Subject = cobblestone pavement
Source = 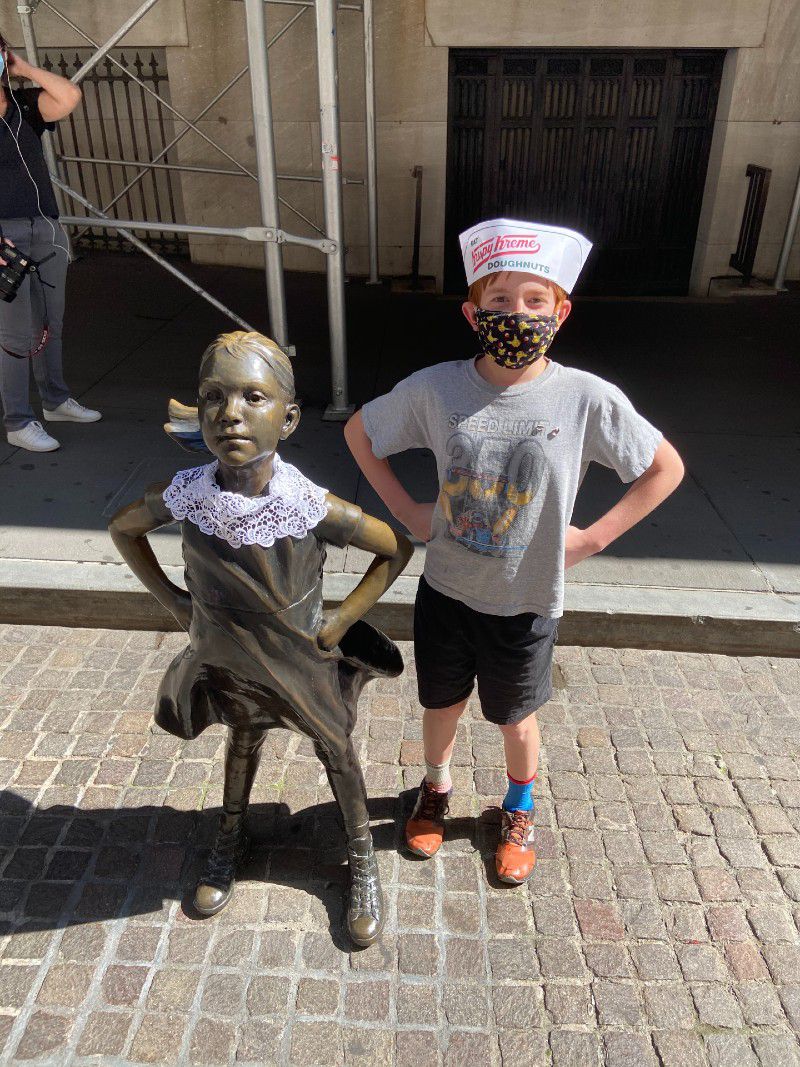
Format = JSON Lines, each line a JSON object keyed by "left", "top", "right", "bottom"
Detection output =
{"left": 0, "top": 626, "right": 799, "bottom": 1065}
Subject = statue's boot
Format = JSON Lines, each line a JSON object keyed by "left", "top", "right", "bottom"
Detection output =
{"left": 194, "top": 728, "right": 265, "bottom": 916}
{"left": 194, "top": 815, "right": 250, "bottom": 917}
{"left": 347, "top": 832, "right": 384, "bottom": 947}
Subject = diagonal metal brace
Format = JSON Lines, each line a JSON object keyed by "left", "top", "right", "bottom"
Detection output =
{"left": 68, "top": 6, "right": 307, "bottom": 240}
{"left": 40, "top": 0, "right": 324, "bottom": 238}
{"left": 53, "top": 176, "right": 257, "bottom": 332}
{"left": 70, "top": 0, "right": 163, "bottom": 85}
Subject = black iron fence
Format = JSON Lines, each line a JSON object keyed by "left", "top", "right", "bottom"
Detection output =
{"left": 42, "top": 48, "right": 188, "bottom": 255}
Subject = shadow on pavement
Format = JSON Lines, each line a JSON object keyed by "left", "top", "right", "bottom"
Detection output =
{"left": 0, "top": 788, "right": 501, "bottom": 954}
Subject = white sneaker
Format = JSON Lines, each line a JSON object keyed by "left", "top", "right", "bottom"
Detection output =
{"left": 7, "top": 420, "right": 60, "bottom": 452}
{"left": 43, "top": 398, "right": 102, "bottom": 423}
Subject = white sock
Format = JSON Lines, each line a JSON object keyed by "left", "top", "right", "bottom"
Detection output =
{"left": 425, "top": 757, "right": 452, "bottom": 793}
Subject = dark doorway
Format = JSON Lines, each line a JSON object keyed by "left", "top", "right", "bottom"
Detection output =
{"left": 444, "top": 49, "right": 724, "bottom": 295}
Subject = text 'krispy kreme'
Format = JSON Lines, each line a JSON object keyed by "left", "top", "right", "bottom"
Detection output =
{"left": 472, "top": 233, "right": 542, "bottom": 270}
{"left": 460, "top": 217, "right": 593, "bottom": 290}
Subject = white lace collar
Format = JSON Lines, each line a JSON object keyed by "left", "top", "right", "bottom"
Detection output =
{"left": 162, "top": 455, "right": 330, "bottom": 549}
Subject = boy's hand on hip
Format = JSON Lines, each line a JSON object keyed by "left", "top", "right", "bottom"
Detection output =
{"left": 564, "top": 525, "right": 600, "bottom": 569}
{"left": 398, "top": 501, "right": 435, "bottom": 543}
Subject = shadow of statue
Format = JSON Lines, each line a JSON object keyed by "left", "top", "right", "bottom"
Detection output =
{"left": 0, "top": 788, "right": 504, "bottom": 954}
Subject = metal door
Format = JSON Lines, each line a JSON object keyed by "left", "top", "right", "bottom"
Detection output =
{"left": 445, "top": 50, "right": 723, "bottom": 295}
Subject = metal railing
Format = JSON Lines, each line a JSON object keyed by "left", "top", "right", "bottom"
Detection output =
{"left": 729, "top": 164, "right": 771, "bottom": 286}
{"left": 16, "top": 0, "right": 381, "bottom": 417}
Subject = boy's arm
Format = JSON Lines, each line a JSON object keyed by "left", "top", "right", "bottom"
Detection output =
{"left": 108, "top": 482, "right": 192, "bottom": 629}
{"left": 317, "top": 498, "right": 413, "bottom": 650}
{"left": 344, "top": 410, "right": 435, "bottom": 542}
{"left": 566, "top": 438, "right": 684, "bottom": 568}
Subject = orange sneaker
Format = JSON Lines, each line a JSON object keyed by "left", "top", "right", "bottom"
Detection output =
{"left": 495, "top": 808, "right": 535, "bottom": 884}
{"left": 405, "top": 779, "right": 451, "bottom": 858}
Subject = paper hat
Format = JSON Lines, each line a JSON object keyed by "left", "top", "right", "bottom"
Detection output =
{"left": 459, "top": 218, "right": 592, "bottom": 293}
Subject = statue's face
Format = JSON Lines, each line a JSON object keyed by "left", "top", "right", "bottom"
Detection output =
{"left": 198, "top": 350, "right": 299, "bottom": 468}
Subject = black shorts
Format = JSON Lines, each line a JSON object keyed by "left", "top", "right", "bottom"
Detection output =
{"left": 413, "top": 576, "right": 558, "bottom": 726}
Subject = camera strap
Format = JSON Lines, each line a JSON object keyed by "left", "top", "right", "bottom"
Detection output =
{"left": 0, "top": 239, "right": 55, "bottom": 360}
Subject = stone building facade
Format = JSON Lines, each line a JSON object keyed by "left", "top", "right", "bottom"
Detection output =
{"left": 3, "top": 0, "right": 798, "bottom": 295}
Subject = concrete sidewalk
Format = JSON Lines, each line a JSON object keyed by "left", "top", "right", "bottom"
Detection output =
{"left": 0, "top": 253, "right": 798, "bottom": 655}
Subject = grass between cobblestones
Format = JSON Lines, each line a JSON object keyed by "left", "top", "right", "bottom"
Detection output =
{"left": 0, "top": 625, "right": 798, "bottom": 1065}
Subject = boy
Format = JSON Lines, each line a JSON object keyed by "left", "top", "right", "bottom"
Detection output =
{"left": 344, "top": 219, "right": 684, "bottom": 884}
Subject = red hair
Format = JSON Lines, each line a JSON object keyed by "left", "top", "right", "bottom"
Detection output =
{"left": 468, "top": 271, "right": 567, "bottom": 310}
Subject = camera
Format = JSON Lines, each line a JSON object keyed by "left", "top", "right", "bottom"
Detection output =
{"left": 0, "top": 238, "right": 36, "bottom": 303}
{"left": 0, "top": 231, "right": 56, "bottom": 357}
{"left": 0, "top": 226, "right": 56, "bottom": 305}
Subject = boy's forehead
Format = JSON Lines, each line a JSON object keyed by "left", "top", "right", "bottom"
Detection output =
{"left": 484, "top": 271, "right": 552, "bottom": 293}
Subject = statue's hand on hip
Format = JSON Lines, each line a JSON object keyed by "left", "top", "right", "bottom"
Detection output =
{"left": 317, "top": 609, "right": 349, "bottom": 651}
{"left": 170, "top": 592, "right": 193, "bottom": 632}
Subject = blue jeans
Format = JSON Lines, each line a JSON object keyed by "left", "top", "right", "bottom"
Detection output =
{"left": 0, "top": 217, "right": 71, "bottom": 431}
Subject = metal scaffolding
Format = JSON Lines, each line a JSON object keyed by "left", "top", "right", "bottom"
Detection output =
{"left": 16, "top": 0, "right": 381, "bottom": 418}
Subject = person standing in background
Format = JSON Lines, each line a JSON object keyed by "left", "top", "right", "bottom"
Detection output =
{"left": 0, "top": 32, "right": 101, "bottom": 453}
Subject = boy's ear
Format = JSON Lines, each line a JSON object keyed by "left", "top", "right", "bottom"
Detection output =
{"left": 557, "top": 299, "right": 572, "bottom": 326}
{"left": 280, "top": 402, "right": 301, "bottom": 440}
{"left": 462, "top": 301, "right": 479, "bottom": 332}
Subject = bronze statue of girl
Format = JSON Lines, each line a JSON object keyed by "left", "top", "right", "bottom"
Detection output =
{"left": 109, "top": 331, "right": 411, "bottom": 947}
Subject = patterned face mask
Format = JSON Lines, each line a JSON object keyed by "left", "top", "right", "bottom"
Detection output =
{"left": 475, "top": 309, "right": 559, "bottom": 369}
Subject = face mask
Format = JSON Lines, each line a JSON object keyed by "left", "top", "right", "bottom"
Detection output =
{"left": 0, "top": 55, "right": 5, "bottom": 80}
{"left": 475, "top": 308, "right": 559, "bottom": 369}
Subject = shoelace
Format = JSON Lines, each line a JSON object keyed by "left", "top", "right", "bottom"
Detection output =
{"left": 503, "top": 810, "right": 532, "bottom": 848}
{"left": 348, "top": 849, "right": 381, "bottom": 912}
{"left": 202, "top": 825, "right": 247, "bottom": 891}
{"left": 418, "top": 782, "right": 449, "bottom": 823}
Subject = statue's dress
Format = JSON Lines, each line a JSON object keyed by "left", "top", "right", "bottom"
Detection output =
{"left": 144, "top": 461, "right": 402, "bottom": 762}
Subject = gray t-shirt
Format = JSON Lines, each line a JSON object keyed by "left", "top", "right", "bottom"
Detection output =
{"left": 361, "top": 358, "right": 663, "bottom": 618}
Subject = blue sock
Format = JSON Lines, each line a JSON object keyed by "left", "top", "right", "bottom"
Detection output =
{"left": 503, "top": 773, "right": 535, "bottom": 812}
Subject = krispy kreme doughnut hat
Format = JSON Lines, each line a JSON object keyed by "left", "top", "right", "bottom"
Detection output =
{"left": 459, "top": 218, "right": 592, "bottom": 293}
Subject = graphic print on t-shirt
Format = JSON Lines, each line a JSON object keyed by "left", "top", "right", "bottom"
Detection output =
{"left": 438, "top": 415, "right": 557, "bottom": 556}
